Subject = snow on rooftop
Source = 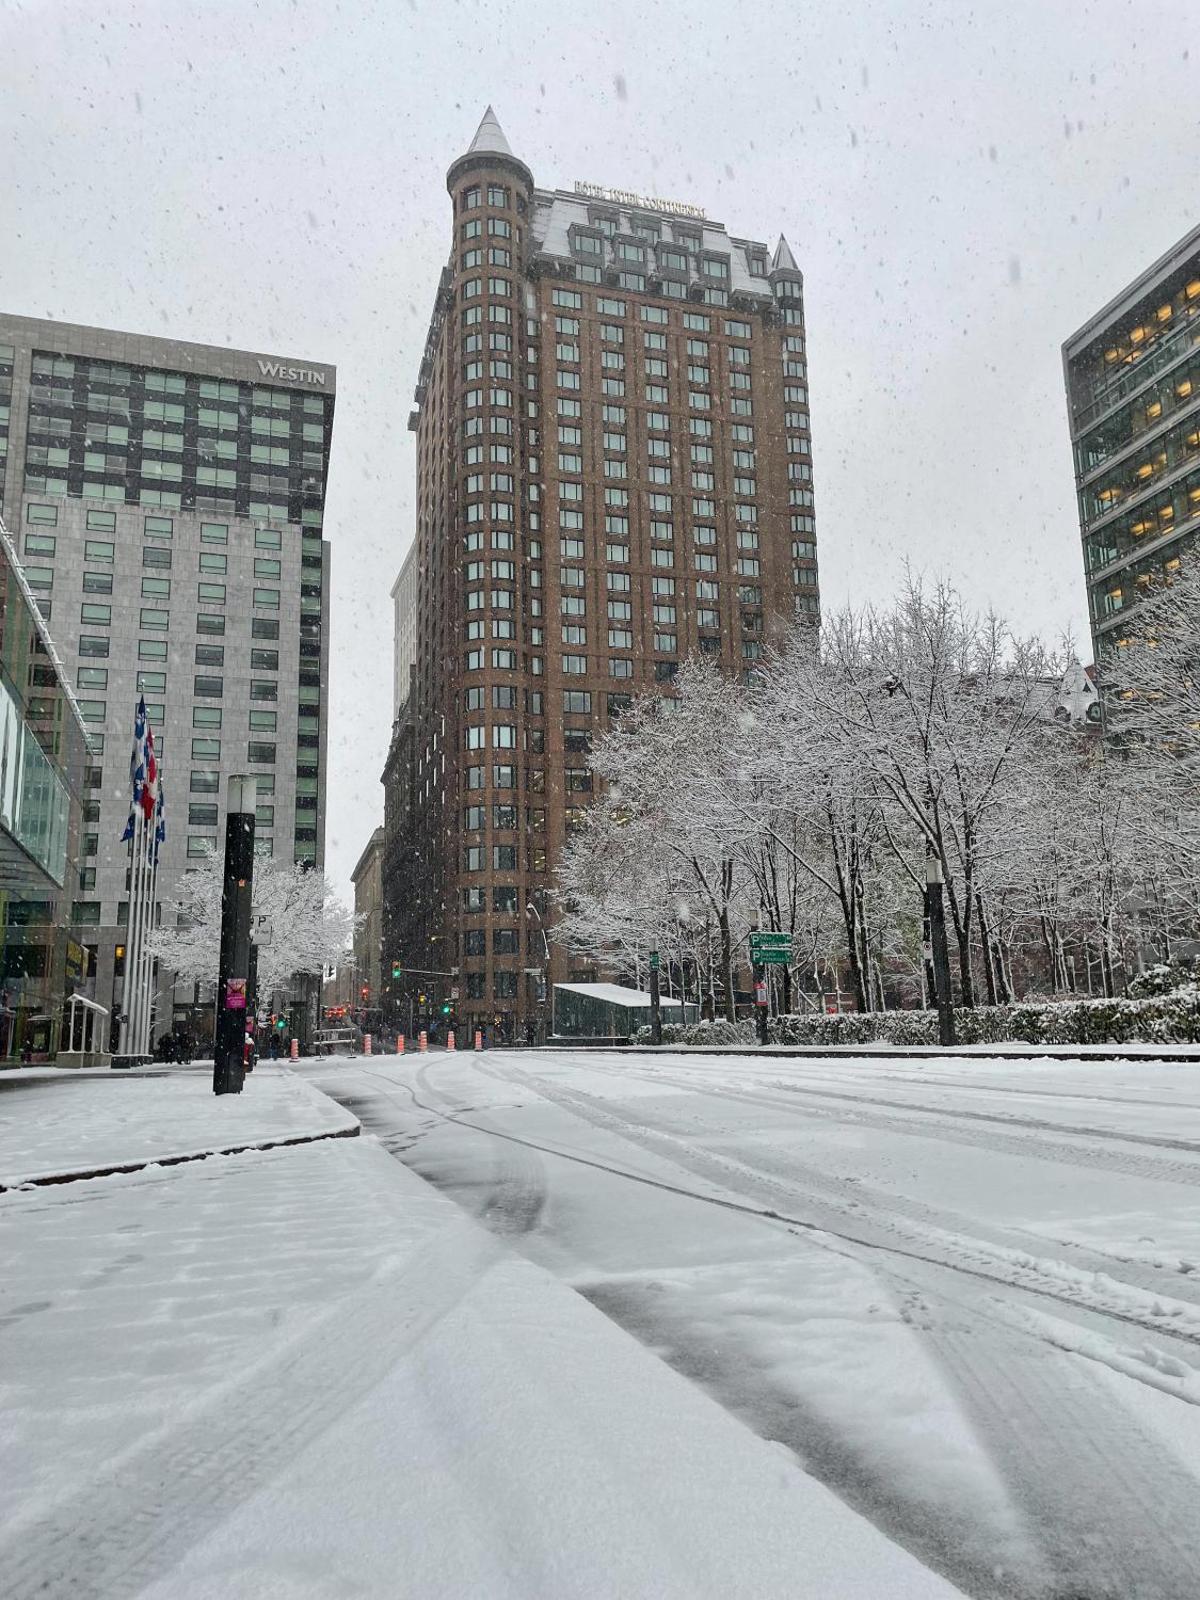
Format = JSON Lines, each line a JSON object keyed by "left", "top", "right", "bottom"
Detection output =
{"left": 554, "top": 981, "right": 658, "bottom": 1008}
{"left": 530, "top": 191, "right": 774, "bottom": 302}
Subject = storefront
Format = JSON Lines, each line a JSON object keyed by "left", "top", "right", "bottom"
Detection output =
{"left": 0, "top": 519, "right": 89, "bottom": 1063}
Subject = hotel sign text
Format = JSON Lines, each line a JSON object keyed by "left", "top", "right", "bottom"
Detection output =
{"left": 257, "top": 359, "right": 328, "bottom": 386}
{"left": 574, "top": 181, "right": 706, "bottom": 221}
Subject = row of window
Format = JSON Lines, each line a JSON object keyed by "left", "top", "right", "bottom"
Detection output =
{"left": 35, "top": 577, "right": 287, "bottom": 611}
{"left": 73, "top": 699, "right": 285, "bottom": 733}
{"left": 26, "top": 541, "right": 285, "bottom": 581}
{"left": 463, "top": 804, "right": 553, "bottom": 831}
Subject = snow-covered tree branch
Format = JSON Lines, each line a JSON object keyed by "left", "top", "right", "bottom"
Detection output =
{"left": 149, "top": 848, "right": 358, "bottom": 1000}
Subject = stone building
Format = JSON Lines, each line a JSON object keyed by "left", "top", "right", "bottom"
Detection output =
{"left": 384, "top": 109, "right": 817, "bottom": 1041}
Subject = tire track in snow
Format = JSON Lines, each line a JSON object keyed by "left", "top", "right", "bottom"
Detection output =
{"left": 484, "top": 1065, "right": 1200, "bottom": 1355}
{"left": 585, "top": 1055, "right": 1200, "bottom": 1195}
{"left": 341, "top": 1059, "right": 1200, "bottom": 1598}
{"left": 904, "top": 1297, "right": 1200, "bottom": 1599}
{"left": 0, "top": 1199, "right": 498, "bottom": 1600}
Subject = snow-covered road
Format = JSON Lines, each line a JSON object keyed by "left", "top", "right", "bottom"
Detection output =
{"left": 304, "top": 1047, "right": 1200, "bottom": 1600}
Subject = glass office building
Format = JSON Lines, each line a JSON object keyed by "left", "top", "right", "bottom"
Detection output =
{"left": 0, "top": 516, "right": 88, "bottom": 1061}
{"left": 0, "top": 315, "right": 335, "bottom": 1043}
{"left": 1064, "top": 221, "right": 1200, "bottom": 657}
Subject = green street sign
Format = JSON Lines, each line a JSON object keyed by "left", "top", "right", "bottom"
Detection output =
{"left": 649, "top": 950, "right": 660, "bottom": 970}
{"left": 750, "top": 931, "right": 792, "bottom": 967}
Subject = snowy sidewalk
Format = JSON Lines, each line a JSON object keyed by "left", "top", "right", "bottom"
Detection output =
{"left": 0, "top": 1064, "right": 357, "bottom": 1188}
{"left": 0, "top": 1096, "right": 962, "bottom": 1597}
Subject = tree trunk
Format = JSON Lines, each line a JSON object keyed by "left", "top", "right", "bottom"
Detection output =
{"left": 955, "top": 924, "right": 976, "bottom": 1008}
{"left": 976, "top": 893, "right": 998, "bottom": 1006}
{"left": 718, "top": 907, "right": 735, "bottom": 1022}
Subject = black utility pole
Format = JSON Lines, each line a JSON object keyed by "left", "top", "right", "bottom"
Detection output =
{"left": 754, "top": 965, "right": 769, "bottom": 1045}
{"left": 648, "top": 949, "right": 663, "bottom": 1044}
{"left": 925, "top": 851, "right": 956, "bottom": 1047}
{"left": 214, "top": 775, "right": 257, "bottom": 1095}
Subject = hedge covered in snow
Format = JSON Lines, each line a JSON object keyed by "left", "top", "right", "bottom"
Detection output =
{"left": 638, "top": 989, "right": 1200, "bottom": 1047}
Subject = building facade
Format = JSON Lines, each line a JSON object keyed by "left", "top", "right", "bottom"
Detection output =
{"left": 385, "top": 109, "right": 817, "bottom": 1041}
{"left": 0, "top": 314, "right": 335, "bottom": 1042}
{"left": 0, "top": 515, "right": 90, "bottom": 1060}
{"left": 351, "top": 824, "right": 385, "bottom": 1017}
{"left": 1064, "top": 222, "right": 1200, "bottom": 660}
{"left": 391, "top": 545, "right": 418, "bottom": 718}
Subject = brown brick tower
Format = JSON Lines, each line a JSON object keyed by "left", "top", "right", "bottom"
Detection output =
{"left": 384, "top": 108, "right": 817, "bottom": 1042}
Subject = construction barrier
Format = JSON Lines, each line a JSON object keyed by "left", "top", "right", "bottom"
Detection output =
{"left": 447, "top": 1029, "right": 456, "bottom": 1051}
{"left": 363, "top": 1033, "right": 372, "bottom": 1056}
{"left": 289, "top": 1038, "right": 299, "bottom": 1060}
{"left": 396, "top": 1034, "right": 405, "bottom": 1055}
{"left": 474, "top": 1029, "right": 483, "bottom": 1052}
{"left": 419, "top": 1030, "right": 428, "bottom": 1052}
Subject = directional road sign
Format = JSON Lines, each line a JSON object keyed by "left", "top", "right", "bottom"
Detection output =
{"left": 750, "top": 931, "right": 793, "bottom": 966}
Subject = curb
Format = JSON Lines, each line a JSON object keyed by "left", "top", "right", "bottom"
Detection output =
{"left": 0, "top": 1123, "right": 360, "bottom": 1194}
{"left": 601, "top": 1044, "right": 1200, "bottom": 1063}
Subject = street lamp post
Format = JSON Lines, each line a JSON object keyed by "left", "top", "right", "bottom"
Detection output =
{"left": 924, "top": 851, "right": 956, "bottom": 1047}
{"left": 526, "top": 902, "right": 550, "bottom": 1044}
{"left": 648, "top": 947, "right": 662, "bottom": 1044}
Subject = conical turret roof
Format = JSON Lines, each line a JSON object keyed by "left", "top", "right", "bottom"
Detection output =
{"left": 466, "top": 105, "right": 513, "bottom": 159}
{"left": 447, "top": 105, "right": 531, "bottom": 192}
{"left": 771, "top": 234, "right": 800, "bottom": 273}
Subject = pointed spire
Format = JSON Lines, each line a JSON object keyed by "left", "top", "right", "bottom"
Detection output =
{"left": 467, "top": 105, "right": 513, "bottom": 159}
{"left": 447, "top": 106, "right": 532, "bottom": 194}
{"left": 771, "top": 234, "right": 799, "bottom": 273}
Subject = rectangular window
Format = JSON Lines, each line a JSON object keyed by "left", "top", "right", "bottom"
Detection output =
{"left": 82, "top": 572, "right": 113, "bottom": 594}
{"left": 80, "top": 603, "right": 111, "bottom": 626}
{"left": 141, "top": 576, "right": 170, "bottom": 599}
{"left": 493, "top": 845, "right": 518, "bottom": 871}
{"left": 84, "top": 540, "right": 115, "bottom": 563}
{"left": 249, "top": 709, "right": 277, "bottom": 731}
{"left": 247, "top": 742, "right": 276, "bottom": 764}
{"left": 193, "top": 706, "right": 222, "bottom": 729}
{"left": 253, "top": 588, "right": 280, "bottom": 608}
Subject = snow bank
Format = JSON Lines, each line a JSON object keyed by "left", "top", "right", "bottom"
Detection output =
{"left": 0, "top": 1065, "right": 356, "bottom": 1187}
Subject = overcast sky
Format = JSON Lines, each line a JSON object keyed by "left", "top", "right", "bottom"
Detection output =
{"left": 1, "top": 0, "right": 1196, "bottom": 902}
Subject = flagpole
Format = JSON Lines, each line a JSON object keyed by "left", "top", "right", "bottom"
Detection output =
{"left": 144, "top": 833, "right": 161, "bottom": 1054}
{"left": 116, "top": 695, "right": 158, "bottom": 1066}
{"left": 117, "top": 821, "right": 137, "bottom": 1058}
{"left": 128, "top": 806, "right": 148, "bottom": 1057}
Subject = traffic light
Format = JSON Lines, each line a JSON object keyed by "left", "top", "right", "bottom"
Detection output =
{"left": 418, "top": 991, "right": 426, "bottom": 1005}
{"left": 392, "top": 962, "right": 402, "bottom": 979}
{"left": 440, "top": 1001, "right": 451, "bottom": 1016}
{"left": 360, "top": 985, "right": 369, "bottom": 1000}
